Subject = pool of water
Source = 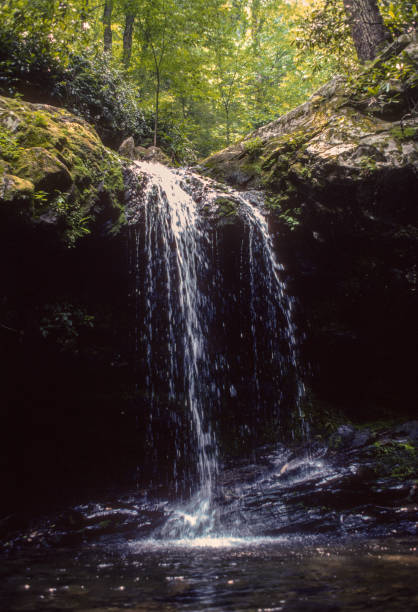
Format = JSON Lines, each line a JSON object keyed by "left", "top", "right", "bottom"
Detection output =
{"left": 2, "top": 535, "right": 417, "bottom": 611}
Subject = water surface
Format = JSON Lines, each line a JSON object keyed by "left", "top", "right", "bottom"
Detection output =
{"left": 2, "top": 535, "right": 417, "bottom": 611}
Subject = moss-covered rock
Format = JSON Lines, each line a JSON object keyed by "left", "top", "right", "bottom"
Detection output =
{"left": 0, "top": 172, "right": 34, "bottom": 200}
{"left": 0, "top": 95, "right": 125, "bottom": 245}
{"left": 202, "top": 33, "right": 418, "bottom": 419}
{"left": 202, "top": 34, "right": 418, "bottom": 199}
{"left": 15, "top": 146, "right": 73, "bottom": 192}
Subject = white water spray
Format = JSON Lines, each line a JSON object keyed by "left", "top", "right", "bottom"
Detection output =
{"left": 126, "top": 161, "right": 306, "bottom": 537}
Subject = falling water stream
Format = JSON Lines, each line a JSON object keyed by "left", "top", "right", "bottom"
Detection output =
{"left": 126, "top": 161, "right": 307, "bottom": 541}
{"left": 129, "top": 162, "right": 221, "bottom": 537}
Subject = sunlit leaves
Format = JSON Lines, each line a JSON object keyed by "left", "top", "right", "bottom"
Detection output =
{"left": 2, "top": 0, "right": 391, "bottom": 158}
{"left": 378, "top": 0, "right": 418, "bottom": 35}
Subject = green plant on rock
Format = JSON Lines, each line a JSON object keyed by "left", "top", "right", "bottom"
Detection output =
{"left": 60, "top": 207, "right": 92, "bottom": 245}
{"left": 40, "top": 303, "right": 95, "bottom": 352}
{"left": 390, "top": 125, "right": 418, "bottom": 141}
{"left": 243, "top": 137, "right": 264, "bottom": 157}
{"left": 359, "top": 156, "right": 378, "bottom": 174}
{"left": 265, "top": 194, "right": 284, "bottom": 210}
{"left": 46, "top": 191, "right": 92, "bottom": 246}
{"left": 33, "top": 190, "right": 49, "bottom": 203}
{"left": 372, "top": 439, "right": 417, "bottom": 478}
{"left": 349, "top": 48, "right": 417, "bottom": 115}
{"left": 0, "top": 125, "right": 21, "bottom": 161}
{"left": 280, "top": 208, "right": 301, "bottom": 230}
{"left": 214, "top": 197, "right": 238, "bottom": 218}
{"left": 265, "top": 194, "right": 302, "bottom": 230}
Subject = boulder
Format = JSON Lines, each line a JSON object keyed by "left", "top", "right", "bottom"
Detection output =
{"left": 395, "top": 421, "right": 418, "bottom": 441}
{"left": 0, "top": 173, "right": 34, "bottom": 201}
{"left": 118, "top": 136, "right": 135, "bottom": 158}
{"left": 134, "top": 145, "right": 148, "bottom": 159}
{"left": 0, "top": 95, "right": 125, "bottom": 244}
{"left": 134, "top": 145, "right": 171, "bottom": 165}
{"left": 15, "top": 147, "right": 72, "bottom": 192}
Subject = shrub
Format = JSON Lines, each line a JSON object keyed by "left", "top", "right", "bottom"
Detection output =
{"left": 0, "top": 17, "right": 152, "bottom": 147}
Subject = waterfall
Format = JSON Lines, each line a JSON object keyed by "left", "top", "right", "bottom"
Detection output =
{"left": 125, "top": 161, "right": 306, "bottom": 537}
{"left": 240, "top": 201, "right": 306, "bottom": 433}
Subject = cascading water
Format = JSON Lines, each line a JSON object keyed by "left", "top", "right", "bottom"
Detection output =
{"left": 240, "top": 201, "right": 307, "bottom": 433}
{"left": 125, "top": 161, "right": 306, "bottom": 538}
{"left": 127, "top": 163, "right": 219, "bottom": 536}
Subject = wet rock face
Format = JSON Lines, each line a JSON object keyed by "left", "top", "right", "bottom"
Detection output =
{"left": 2, "top": 421, "right": 416, "bottom": 551}
{"left": 202, "top": 34, "right": 418, "bottom": 416}
{"left": 217, "top": 421, "right": 418, "bottom": 538}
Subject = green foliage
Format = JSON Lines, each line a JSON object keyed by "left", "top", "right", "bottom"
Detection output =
{"left": 372, "top": 439, "right": 417, "bottom": 478}
{"left": 243, "top": 137, "right": 264, "bottom": 156}
{"left": 0, "top": 0, "right": 341, "bottom": 158}
{"left": 1, "top": 0, "right": 413, "bottom": 159}
{"left": 349, "top": 48, "right": 418, "bottom": 114}
{"left": 391, "top": 125, "right": 418, "bottom": 140}
{"left": 0, "top": 126, "right": 21, "bottom": 161}
{"left": 54, "top": 52, "right": 151, "bottom": 144}
{"left": 379, "top": 0, "right": 418, "bottom": 36}
{"left": 40, "top": 302, "right": 95, "bottom": 351}
{"left": 292, "top": 0, "right": 356, "bottom": 73}
{"left": 0, "top": 4, "right": 151, "bottom": 145}
{"left": 292, "top": 0, "right": 416, "bottom": 82}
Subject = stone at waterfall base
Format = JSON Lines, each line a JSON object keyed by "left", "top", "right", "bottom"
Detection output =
{"left": 118, "top": 137, "right": 171, "bottom": 165}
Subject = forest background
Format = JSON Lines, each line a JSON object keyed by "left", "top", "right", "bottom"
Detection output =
{"left": 0, "top": 0, "right": 416, "bottom": 162}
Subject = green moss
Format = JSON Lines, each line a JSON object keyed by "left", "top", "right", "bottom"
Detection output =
{"left": 0, "top": 95, "right": 126, "bottom": 246}
{"left": 390, "top": 125, "right": 418, "bottom": 141}
{"left": 0, "top": 124, "right": 21, "bottom": 161}
{"left": 33, "top": 111, "right": 49, "bottom": 128}
{"left": 16, "top": 124, "right": 50, "bottom": 148}
{"left": 371, "top": 440, "right": 417, "bottom": 478}
{"left": 15, "top": 147, "right": 72, "bottom": 191}
{"left": 243, "top": 136, "right": 263, "bottom": 157}
{"left": 259, "top": 129, "right": 315, "bottom": 192}
{"left": 241, "top": 159, "right": 263, "bottom": 180}
{"left": 214, "top": 197, "right": 238, "bottom": 217}
{"left": 0, "top": 172, "right": 34, "bottom": 201}
{"left": 290, "top": 161, "right": 314, "bottom": 181}
{"left": 358, "top": 156, "right": 378, "bottom": 174}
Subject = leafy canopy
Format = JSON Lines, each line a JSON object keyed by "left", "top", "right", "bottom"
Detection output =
{"left": 0, "top": 0, "right": 414, "bottom": 159}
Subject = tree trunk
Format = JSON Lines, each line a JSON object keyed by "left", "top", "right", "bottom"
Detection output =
{"left": 123, "top": 13, "right": 135, "bottom": 67}
{"left": 80, "top": 0, "right": 89, "bottom": 23}
{"left": 342, "top": 0, "right": 390, "bottom": 62}
{"left": 250, "top": 0, "right": 262, "bottom": 54}
{"left": 154, "top": 70, "right": 160, "bottom": 147}
{"left": 103, "top": 0, "right": 113, "bottom": 54}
